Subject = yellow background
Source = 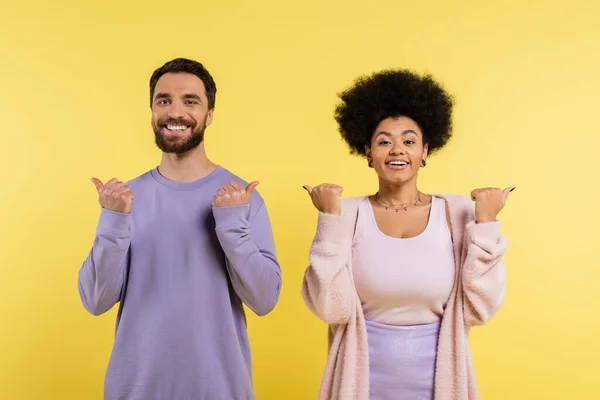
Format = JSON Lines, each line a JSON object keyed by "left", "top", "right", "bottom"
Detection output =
{"left": 1, "top": 0, "right": 599, "bottom": 398}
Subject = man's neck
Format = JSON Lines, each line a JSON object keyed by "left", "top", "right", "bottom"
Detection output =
{"left": 158, "top": 143, "right": 218, "bottom": 183}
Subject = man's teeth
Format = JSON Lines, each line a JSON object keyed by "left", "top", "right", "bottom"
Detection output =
{"left": 167, "top": 125, "right": 188, "bottom": 131}
{"left": 388, "top": 161, "right": 408, "bottom": 165}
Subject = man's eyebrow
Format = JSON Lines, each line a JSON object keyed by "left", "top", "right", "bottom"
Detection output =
{"left": 154, "top": 92, "right": 171, "bottom": 100}
{"left": 183, "top": 94, "right": 202, "bottom": 101}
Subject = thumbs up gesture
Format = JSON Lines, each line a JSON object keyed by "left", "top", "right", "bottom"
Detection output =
{"left": 91, "top": 178, "right": 134, "bottom": 214}
{"left": 213, "top": 181, "right": 259, "bottom": 207}
{"left": 303, "top": 184, "right": 343, "bottom": 216}
{"left": 471, "top": 187, "right": 515, "bottom": 224}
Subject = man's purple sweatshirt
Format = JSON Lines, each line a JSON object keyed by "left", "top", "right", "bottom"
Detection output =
{"left": 78, "top": 166, "right": 282, "bottom": 400}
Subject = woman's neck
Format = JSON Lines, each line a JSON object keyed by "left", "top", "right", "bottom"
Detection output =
{"left": 376, "top": 178, "right": 420, "bottom": 205}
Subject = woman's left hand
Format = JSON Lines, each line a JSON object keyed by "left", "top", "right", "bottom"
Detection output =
{"left": 471, "top": 187, "right": 515, "bottom": 223}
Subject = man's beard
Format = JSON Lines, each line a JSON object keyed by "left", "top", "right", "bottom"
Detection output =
{"left": 153, "top": 116, "right": 207, "bottom": 154}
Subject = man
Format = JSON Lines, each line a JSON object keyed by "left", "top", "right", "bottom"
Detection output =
{"left": 78, "top": 58, "right": 282, "bottom": 400}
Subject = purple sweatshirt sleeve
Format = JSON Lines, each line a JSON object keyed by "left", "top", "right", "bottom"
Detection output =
{"left": 78, "top": 209, "right": 131, "bottom": 316}
{"left": 212, "top": 200, "right": 281, "bottom": 316}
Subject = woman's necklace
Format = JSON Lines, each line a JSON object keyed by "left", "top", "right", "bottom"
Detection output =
{"left": 373, "top": 191, "right": 421, "bottom": 212}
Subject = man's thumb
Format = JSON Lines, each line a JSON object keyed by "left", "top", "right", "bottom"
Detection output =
{"left": 246, "top": 181, "right": 259, "bottom": 194}
{"left": 91, "top": 178, "right": 103, "bottom": 193}
{"left": 303, "top": 185, "right": 313, "bottom": 195}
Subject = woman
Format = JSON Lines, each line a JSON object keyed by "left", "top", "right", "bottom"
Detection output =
{"left": 302, "top": 70, "right": 512, "bottom": 400}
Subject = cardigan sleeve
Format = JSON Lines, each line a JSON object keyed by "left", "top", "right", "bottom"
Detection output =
{"left": 461, "top": 220, "right": 507, "bottom": 327}
{"left": 301, "top": 210, "right": 357, "bottom": 325}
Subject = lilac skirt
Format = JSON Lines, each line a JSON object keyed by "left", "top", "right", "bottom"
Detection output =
{"left": 366, "top": 319, "right": 441, "bottom": 400}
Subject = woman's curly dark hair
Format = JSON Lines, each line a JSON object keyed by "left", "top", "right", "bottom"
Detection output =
{"left": 334, "top": 69, "right": 454, "bottom": 156}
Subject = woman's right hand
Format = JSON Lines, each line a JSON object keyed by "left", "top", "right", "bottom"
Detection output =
{"left": 303, "top": 184, "right": 343, "bottom": 215}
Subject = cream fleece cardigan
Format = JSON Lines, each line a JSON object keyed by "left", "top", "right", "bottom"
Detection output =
{"left": 302, "top": 195, "right": 507, "bottom": 400}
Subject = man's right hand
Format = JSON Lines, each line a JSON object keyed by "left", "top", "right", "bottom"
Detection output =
{"left": 91, "top": 178, "right": 134, "bottom": 214}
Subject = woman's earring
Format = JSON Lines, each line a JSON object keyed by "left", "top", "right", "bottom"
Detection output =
{"left": 368, "top": 158, "right": 374, "bottom": 168}
{"left": 421, "top": 159, "right": 427, "bottom": 167}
